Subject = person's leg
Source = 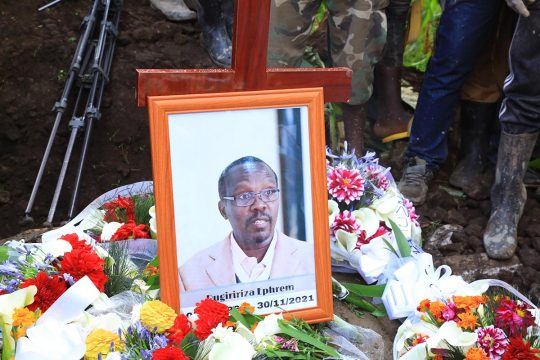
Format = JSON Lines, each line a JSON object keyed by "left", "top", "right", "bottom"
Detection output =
{"left": 267, "top": 0, "right": 322, "bottom": 68}
{"left": 372, "top": 0, "right": 413, "bottom": 141}
{"left": 398, "top": 0, "right": 502, "bottom": 204}
{"left": 450, "top": 8, "right": 515, "bottom": 200}
{"left": 484, "top": 8, "right": 540, "bottom": 259}
{"left": 185, "top": 0, "right": 232, "bottom": 67}
{"left": 326, "top": 0, "right": 389, "bottom": 154}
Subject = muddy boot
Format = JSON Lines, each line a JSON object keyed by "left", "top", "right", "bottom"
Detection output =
{"left": 397, "top": 156, "right": 435, "bottom": 205}
{"left": 185, "top": 0, "right": 231, "bottom": 67}
{"left": 341, "top": 104, "right": 366, "bottom": 156}
{"left": 372, "top": 64, "right": 412, "bottom": 142}
{"left": 449, "top": 101, "right": 497, "bottom": 199}
{"left": 484, "top": 131, "right": 539, "bottom": 260}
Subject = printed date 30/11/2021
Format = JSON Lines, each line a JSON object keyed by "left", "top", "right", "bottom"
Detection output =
{"left": 257, "top": 294, "right": 315, "bottom": 310}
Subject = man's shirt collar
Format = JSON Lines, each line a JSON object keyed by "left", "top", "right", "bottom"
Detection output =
{"left": 230, "top": 232, "right": 277, "bottom": 283}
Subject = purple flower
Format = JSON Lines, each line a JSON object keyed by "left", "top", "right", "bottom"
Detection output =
{"left": 0, "top": 261, "right": 22, "bottom": 278}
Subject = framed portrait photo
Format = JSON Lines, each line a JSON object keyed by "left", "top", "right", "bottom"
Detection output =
{"left": 147, "top": 88, "right": 332, "bottom": 323}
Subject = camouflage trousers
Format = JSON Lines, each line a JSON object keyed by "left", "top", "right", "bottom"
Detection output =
{"left": 268, "top": 0, "right": 389, "bottom": 105}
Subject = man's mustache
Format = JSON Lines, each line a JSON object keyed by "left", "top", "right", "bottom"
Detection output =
{"left": 246, "top": 213, "right": 272, "bottom": 226}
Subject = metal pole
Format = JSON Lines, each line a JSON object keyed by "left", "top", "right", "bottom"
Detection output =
{"left": 67, "top": 3, "right": 121, "bottom": 220}
{"left": 23, "top": 0, "right": 101, "bottom": 224}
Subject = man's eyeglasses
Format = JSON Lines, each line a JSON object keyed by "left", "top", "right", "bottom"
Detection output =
{"left": 222, "top": 188, "right": 280, "bottom": 207}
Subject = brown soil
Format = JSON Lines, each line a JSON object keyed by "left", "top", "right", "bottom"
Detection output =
{"left": 1, "top": 0, "right": 539, "bottom": 313}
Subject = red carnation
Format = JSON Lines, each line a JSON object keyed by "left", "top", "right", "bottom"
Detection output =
{"left": 502, "top": 337, "right": 540, "bottom": 360}
{"left": 193, "top": 298, "right": 229, "bottom": 340}
{"left": 103, "top": 195, "right": 135, "bottom": 223}
{"left": 59, "top": 248, "right": 108, "bottom": 292}
{"left": 20, "top": 272, "right": 67, "bottom": 312}
{"left": 152, "top": 346, "right": 189, "bottom": 360}
{"left": 167, "top": 314, "right": 192, "bottom": 345}
{"left": 110, "top": 221, "right": 149, "bottom": 241}
{"left": 59, "top": 233, "right": 93, "bottom": 251}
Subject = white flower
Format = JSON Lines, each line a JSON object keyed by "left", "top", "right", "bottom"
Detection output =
{"left": 100, "top": 222, "right": 123, "bottom": 241}
{"left": 253, "top": 313, "right": 283, "bottom": 343}
{"left": 328, "top": 200, "right": 339, "bottom": 226}
{"left": 335, "top": 229, "right": 358, "bottom": 254}
{"left": 39, "top": 239, "right": 72, "bottom": 259}
{"left": 352, "top": 208, "right": 380, "bottom": 238}
{"left": 426, "top": 321, "right": 477, "bottom": 353}
{"left": 208, "top": 324, "right": 256, "bottom": 360}
{"left": 149, "top": 205, "right": 157, "bottom": 238}
{"left": 370, "top": 189, "right": 400, "bottom": 216}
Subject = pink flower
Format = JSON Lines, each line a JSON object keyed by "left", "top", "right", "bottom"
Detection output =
{"left": 442, "top": 302, "right": 457, "bottom": 321}
{"left": 403, "top": 198, "right": 419, "bottom": 225}
{"left": 475, "top": 325, "right": 509, "bottom": 360}
{"left": 495, "top": 298, "right": 535, "bottom": 338}
{"left": 327, "top": 167, "right": 365, "bottom": 204}
{"left": 366, "top": 165, "right": 390, "bottom": 191}
{"left": 331, "top": 211, "right": 360, "bottom": 236}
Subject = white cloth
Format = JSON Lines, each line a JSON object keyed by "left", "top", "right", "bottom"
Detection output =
{"left": 230, "top": 232, "right": 277, "bottom": 283}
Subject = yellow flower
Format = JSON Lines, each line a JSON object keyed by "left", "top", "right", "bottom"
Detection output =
{"left": 84, "top": 328, "right": 124, "bottom": 360}
{"left": 12, "top": 307, "right": 37, "bottom": 328}
{"left": 12, "top": 307, "right": 39, "bottom": 339}
{"left": 140, "top": 300, "right": 177, "bottom": 333}
{"left": 238, "top": 302, "right": 254, "bottom": 315}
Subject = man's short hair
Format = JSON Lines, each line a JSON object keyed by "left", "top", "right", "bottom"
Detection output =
{"left": 218, "top": 156, "right": 278, "bottom": 198}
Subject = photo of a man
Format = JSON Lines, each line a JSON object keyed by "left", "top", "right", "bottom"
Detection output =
{"left": 179, "top": 156, "right": 315, "bottom": 292}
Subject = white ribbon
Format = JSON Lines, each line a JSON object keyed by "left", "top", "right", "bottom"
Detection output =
{"left": 16, "top": 276, "right": 101, "bottom": 360}
{"left": 381, "top": 253, "right": 485, "bottom": 320}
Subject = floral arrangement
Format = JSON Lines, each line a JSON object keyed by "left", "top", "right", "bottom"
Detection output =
{"left": 0, "top": 229, "right": 346, "bottom": 360}
{"left": 326, "top": 146, "right": 422, "bottom": 284}
{"left": 78, "top": 193, "right": 156, "bottom": 242}
{"left": 109, "top": 298, "right": 339, "bottom": 360}
{"left": 0, "top": 233, "right": 110, "bottom": 359}
{"left": 394, "top": 286, "right": 540, "bottom": 359}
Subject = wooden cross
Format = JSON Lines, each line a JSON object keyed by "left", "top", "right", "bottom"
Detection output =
{"left": 136, "top": 0, "right": 351, "bottom": 106}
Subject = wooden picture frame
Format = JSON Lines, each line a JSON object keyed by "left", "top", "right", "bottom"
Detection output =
{"left": 147, "top": 88, "right": 332, "bottom": 323}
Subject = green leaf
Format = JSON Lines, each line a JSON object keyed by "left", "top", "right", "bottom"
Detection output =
{"left": 382, "top": 238, "right": 399, "bottom": 257}
{"left": 229, "top": 307, "right": 250, "bottom": 328}
{"left": 389, "top": 218, "right": 411, "bottom": 258}
{"left": 342, "top": 282, "right": 386, "bottom": 298}
{"left": 278, "top": 320, "right": 340, "bottom": 357}
{"left": 0, "top": 246, "right": 8, "bottom": 263}
{"left": 180, "top": 332, "right": 198, "bottom": 358}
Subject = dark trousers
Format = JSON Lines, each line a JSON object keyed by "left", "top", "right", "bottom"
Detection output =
{"left": 406, "top": 0, "right": 503, "bottom": 168}
{"left": 499, "top": 6, "right": 540, "bottom": 134}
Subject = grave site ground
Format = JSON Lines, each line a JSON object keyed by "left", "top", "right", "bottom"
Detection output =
{"left": 2, "top": 1, "right": 540, "bottom": 357}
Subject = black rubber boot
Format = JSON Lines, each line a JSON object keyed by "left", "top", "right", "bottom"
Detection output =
{"left": 341, "top": 104, "right": 366, "bottom": 156}
{"left": 449, "top": 100, "right": 497, "bottom": 199}
{"left": 483, "top": 131, "right": 539, "bottom": 260}
{"left": 185, "top": 0, "right": 231, "bottom": 67}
